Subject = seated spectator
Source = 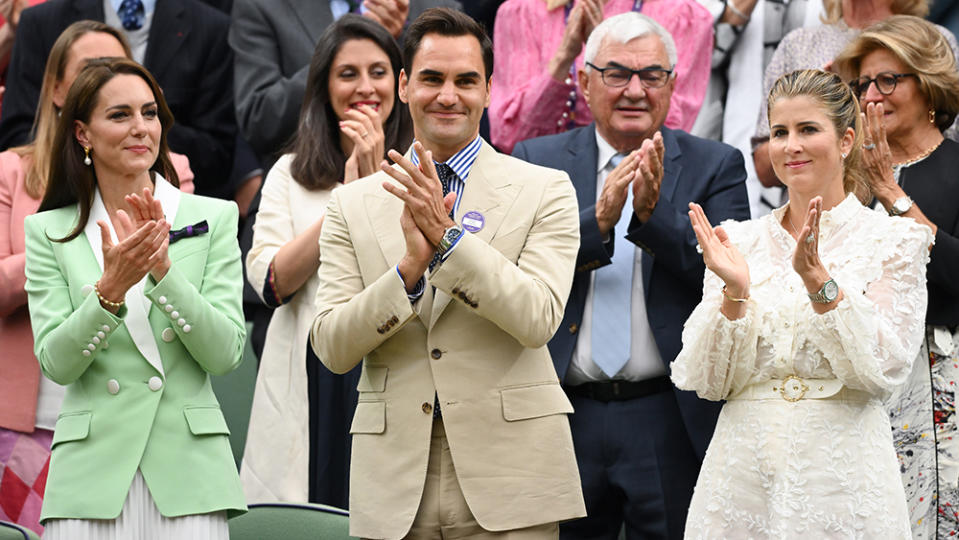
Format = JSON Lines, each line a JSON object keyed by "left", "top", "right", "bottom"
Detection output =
{"left": 490, "top": 0, "right": 713, "bottom": 154}
{"left": 0, "top": 0, "right": 36, "bottom": 116}
{"left": 230, "top": 0, "right": 461, "bottom": 168}
{"left": 0, "top": 0, "right": 236, "bottom": 199}
{"left": 240, "top": 14, "right": 411, "bottom": 507}
{"left": 0, "top": 21, "right": 192, "bottom": 536}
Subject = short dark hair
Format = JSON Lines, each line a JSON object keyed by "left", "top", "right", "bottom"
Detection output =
{"left": 403, "top": 8, "right": 493, "bottom": 82}
{"left": 40, "top": 58, "right": 179, "bottom": 242}
{"left": 288, "top": 14, "right": 412, "bottom": 191}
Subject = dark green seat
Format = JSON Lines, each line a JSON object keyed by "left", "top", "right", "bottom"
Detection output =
{"left": 229, "top": 502, "right": 353, "bottom": 539}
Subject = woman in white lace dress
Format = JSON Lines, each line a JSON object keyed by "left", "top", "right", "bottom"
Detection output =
{"left": 673, "top": 69, "right": 933, "bottom": 539}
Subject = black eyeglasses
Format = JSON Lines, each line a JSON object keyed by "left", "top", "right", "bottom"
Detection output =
{"left": 585, "top": 62, "right": 673, "bottom": 89}
{"left": 849, "top": 72, "right": 917, "bottom": 97}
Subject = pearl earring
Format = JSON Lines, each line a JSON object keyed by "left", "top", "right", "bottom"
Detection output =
{"left": 841, "top": 152, "right": 847, "bottom": 159}
{"left": 83, "top": 146, "right": 92, "bottom": 166}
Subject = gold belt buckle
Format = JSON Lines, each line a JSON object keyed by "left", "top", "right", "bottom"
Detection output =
{"left": 779, "top": 375, "right": 809, "bottom": 402}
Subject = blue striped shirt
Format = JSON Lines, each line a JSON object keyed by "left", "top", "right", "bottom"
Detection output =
{"left": 409, "top": 135, "right": 482, "bottom": 218}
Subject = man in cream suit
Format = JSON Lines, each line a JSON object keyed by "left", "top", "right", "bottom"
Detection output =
{"left": 310, "top": 8, "right": 585, "bottom": 539}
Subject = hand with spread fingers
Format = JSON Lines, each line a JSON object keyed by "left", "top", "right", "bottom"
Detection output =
{"left": 381, "top": 142, "right": 458, "bottom": 247}
{"left": 860, "top": 102, "right": 900, "bottom": 205}
{"left": 596, "top": 149, "right": 639, "bottom": 236}
{"left": 789, "top": 197, "right": 835, "bottom": 301}
{"left": 632, "top": 131, "right": 665, "bottom": 223}
{"left": 551, "top": 0, "right": 606, "bottom": 78}
{"left": 363, "top": 0, "right": 409, "bottom": 39}
{"left": 341, "top": 104, "right": 386, "bottom": 183}
{"left": 96, "top": 215, "right": 170, "bottom": 311}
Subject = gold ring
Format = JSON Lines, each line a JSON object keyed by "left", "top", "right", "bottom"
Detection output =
{"left": 805, "top": 233, "right": 815, "bottom": 244}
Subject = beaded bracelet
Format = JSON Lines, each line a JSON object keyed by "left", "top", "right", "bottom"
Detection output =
{"left": 722, "top": 285, "right": 749, "bottom": 303}
{"left": 726, "top": 0, "right": 750, "bottom": 23}
{"left": 95, "top": 281, "right": 124, "bottom": 309}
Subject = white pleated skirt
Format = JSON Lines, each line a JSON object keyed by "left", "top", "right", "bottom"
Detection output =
{"left": 43, "top": 470, "right": 229, "bottom": 540}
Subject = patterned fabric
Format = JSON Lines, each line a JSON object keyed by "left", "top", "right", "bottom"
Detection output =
{"left": 888, "top": 326, "right": 959, "bottom": 538}
{"left": 117, "top": 0, "right": 145, "bottom": 30}
{"left": 428, "top": 163, "right": 455, "bottom": 272}
{"left": 0, "top": 427, "right": 52, "bottom": 536}
{"left": 671, "top": 195, "right": 933, "bottom": 538}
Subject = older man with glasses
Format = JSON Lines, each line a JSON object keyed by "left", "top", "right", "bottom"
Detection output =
{"left": 513, "top": 12, "right": 749, "bottom": 539}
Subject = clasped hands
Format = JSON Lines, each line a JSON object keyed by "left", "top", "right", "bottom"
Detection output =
{"left": 689, "top": 196, "right": 834, "bottom": 319}
{"left": 96, "top": 188, "right": 171, "bottom": 308}
{"left": 341, "top": 104, "right": 386, "bottom": 183}
{"left": 381, "top": 142, "right": 457, "bottom": 290}
{"left": 595, "top": 131, "right": 665, "bottom": 236}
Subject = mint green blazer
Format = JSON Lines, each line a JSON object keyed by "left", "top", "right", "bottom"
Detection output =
{"left": 23, "top": 179, "right": 247, "bottom": 522}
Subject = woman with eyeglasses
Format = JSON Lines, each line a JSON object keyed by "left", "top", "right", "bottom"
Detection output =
{"left": 834, "top": 16, "right": 959, "bottom": 537}
{"left": 674, "top": 69, "right": 931, "bottom": 539}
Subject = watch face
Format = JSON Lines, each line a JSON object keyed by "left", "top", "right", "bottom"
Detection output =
{"left": 823, "top": 280, "right": 839, "bottom": 301}
{"left": 893, "top": 197, "right": 911, "bottom": 215}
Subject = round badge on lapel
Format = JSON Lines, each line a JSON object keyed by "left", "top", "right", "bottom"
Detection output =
{"left": 462, "top": 211, "right": 485, "bottom": 233}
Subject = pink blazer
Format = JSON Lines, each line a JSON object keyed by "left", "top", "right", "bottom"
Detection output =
{"left": 0, "top": 150, "right": 194, "bottom": 432}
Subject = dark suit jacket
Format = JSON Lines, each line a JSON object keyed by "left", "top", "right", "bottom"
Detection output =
{"left": 0, "top": 0, "right": 236, "bottom": 198}
{"left": 229, "top": 0, "right": 463, "bottom": 166}
{"left": 513, "top": 125, "right": 750, "bottom": 458}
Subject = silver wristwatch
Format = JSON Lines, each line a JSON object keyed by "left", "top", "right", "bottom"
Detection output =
{"left": 437, "top": 225, "right": 464, "bottom": 256}
{"left": 808, "top": 278, "right": 839, "bottom": 304}
{"left": 888, "top": 196, "right": 914, "bottom": 216}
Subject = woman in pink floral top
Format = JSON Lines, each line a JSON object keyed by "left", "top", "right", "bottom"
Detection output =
{"left": 490, "top": 0, "right": 713, "bottom": 153}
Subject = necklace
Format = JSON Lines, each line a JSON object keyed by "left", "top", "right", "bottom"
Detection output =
{"left": 783, "top": 208, "right": 801, "bottom": 240}
{"left": 894, "top": 138, "right": 943, "bottom": 167}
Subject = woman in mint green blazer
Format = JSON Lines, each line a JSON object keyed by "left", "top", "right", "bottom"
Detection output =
{"left": 23, "top": 58, "right": 246, "bottom": 539}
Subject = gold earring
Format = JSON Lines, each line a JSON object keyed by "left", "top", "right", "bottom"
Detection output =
{"left": 929, "top": 109, "right": 936, "bottom": 124}
{"left": 83, "top": 146, "right": 92, "bottom": 166}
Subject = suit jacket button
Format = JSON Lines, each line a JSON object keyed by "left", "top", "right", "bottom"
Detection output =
{"left": 422, "top": 402, "right": 432, "bottom": 414}
{"left": 569, "top": 323, "right": 578, "bottom": 334}
{"left": 377, "top": 327, "right": 386, "bottom": 334}
{"left": 107, "top": 379, "right": 120, "bottom": 395}
{"left": 431, "top": 349, "right": 442, "bottom": 360}
{"left": 391, "top": 315, "right": 398, "bottom": 324}
{"left": 81, "top": 284, "right": 94, "bottom": 297}
{"left": 161, "top": 328, "right": 176, "bottom": 342}
{"left": 451, "top": 287, "right": 460, "bottom": 295}
{"left": 182, "top": 324, "right": 192, "bottom": 334}
{"left": 158, "top": 296, "right": 167, "bottom": 304}
{"left": 458, "top": 292, "right": 466, "bottom": 299}
{"left": 148, "top": 376, "right": 163, "bottom": 391}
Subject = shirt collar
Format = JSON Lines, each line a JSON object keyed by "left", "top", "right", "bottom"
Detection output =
{"left": 110, "top": 0, "right": 156, "bottom": 15}
{"left": 409, "top": 136, "right": 482, "bottom": 182}
{"left": 594, "top": 128, "right": 621, "bottom": 173}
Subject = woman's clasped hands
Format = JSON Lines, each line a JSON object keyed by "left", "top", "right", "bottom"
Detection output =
{"left": 95, "top": 188, "right": 170, "bottom": 310}
{"left": 342, "top": 104, "right": 386, "bottom": 183}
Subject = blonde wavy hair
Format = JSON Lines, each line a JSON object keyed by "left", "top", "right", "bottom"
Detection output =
{"left": 11, "top": 21, "right": 131, "bottom": 199}
{"left": 834, "top": 15, "right": 959, "bottom": 132}
{"left": 767, "top": 69, "right": 869, "bottom": 203}
{"left": 821, "top": 0, "right": 928, "bottom": 25}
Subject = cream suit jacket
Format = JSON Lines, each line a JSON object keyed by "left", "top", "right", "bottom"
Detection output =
{"left": 311, "top": 141, "right": 587, "bottom": 538}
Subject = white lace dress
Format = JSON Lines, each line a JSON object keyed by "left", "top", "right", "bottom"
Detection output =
{"left": 672, "top": 194, "right": 933, "bottom": 539}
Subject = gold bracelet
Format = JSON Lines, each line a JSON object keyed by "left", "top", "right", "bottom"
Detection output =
{"left": 722, "top": 285, "right": 749, "bottom": 303}
{"left": 95, "top": 281, "right": 124, "bottom": 309}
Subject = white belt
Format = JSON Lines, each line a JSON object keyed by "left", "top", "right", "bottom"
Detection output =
{"left": 728, "top": 375, "right": 871, "bottom": 403}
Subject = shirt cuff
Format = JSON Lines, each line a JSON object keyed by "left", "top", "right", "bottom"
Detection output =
{"left": 396, "top": 265, "right": 425, "bottom": 303}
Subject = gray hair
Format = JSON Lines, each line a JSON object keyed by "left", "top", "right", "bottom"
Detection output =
{"left": 583, "top": 12, "right": 678, "bottom": 75}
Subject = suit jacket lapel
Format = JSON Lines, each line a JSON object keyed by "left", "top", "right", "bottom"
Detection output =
{"left": 83, "top": 179, "right": 181, "bottom": 377}
{"left": 428, "top": 142, "right": 518, "bottom": 328}
{"left": 283, "top": 0, "right": 332, "bottom": 47}
{"left": 144, "top": 0, "right": 188, "bottom": 78}
{"left": 570, "top": 126, "right": 599, "bottom": 208}
{"left": 641, "top": 128, "right": 682, "bottom": 294}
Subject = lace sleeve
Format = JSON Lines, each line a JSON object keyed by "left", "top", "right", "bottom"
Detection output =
{"left": 671, "top": 266, "right": 762, "bottom": 401}
{"left": 804, "top": 221, "right": 933, "bottom": 397}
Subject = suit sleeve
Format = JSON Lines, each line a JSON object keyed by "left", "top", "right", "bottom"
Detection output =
{"left": 24, "top": 215, "right": 124, "bottom": 385}
{"left": 0, "top": 6, "right": 45, "bottom": 151}
{"left": 310, "top": 188, "right": 417, "bottom": 374}
{"left": 144, "top": 201, "right": 246, "bottom": 375}
{"left": 429, "top": 170, "right": 580, "bottom": 348}
{"left": 625, "top": 144, "right": 749, "bottom": 290}
{"left": 230, "top": 0, "right": 308, "bottom": 159}
{"left": 164, "top": 14, "right": 236, "bottom": 197}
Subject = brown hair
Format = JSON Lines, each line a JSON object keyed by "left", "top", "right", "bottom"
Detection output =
{"left": 288, "top": 15, "right": 411, "bottom": 190}
{"left": 12, "top": 21, "right": 132, "bottom": 200}
{"left": 767, "top": 69, "right": 869, "bottom": 203}
{"left": 834, "top": 15, "right": 959, "bottom": 132}
{"left": 403, "top": 8, "right": 493, "bottom": 82}
{"left": 39, "top": 58, "right": 179, "bottom": 242}
{"left": 820, "top": 0, "right": 928, "bottom": 25}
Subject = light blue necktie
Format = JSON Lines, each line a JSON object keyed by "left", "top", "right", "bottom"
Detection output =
{"left": 591, "top": 153, "right": 633, "bottom": 377}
